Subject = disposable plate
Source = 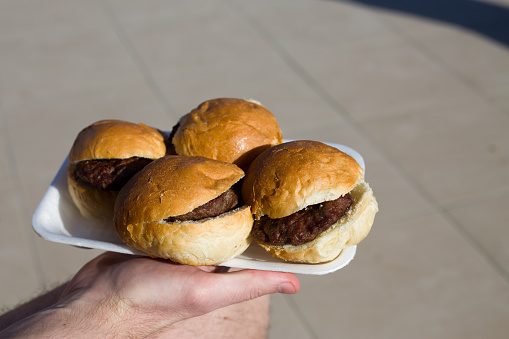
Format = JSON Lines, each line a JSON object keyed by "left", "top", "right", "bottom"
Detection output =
{"left": 32, "top": 141, "right": 363, "bottom": 275}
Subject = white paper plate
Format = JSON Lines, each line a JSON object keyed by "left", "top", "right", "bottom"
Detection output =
{"left": 32, "top": 141, "right": 364, "bottom": 275}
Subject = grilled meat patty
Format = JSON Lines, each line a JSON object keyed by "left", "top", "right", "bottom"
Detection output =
{"left": 165, "top": 188, "right": 240, "bottom": 222}
{"left": 253, "top": 194, "right": 353, "bottom": 246}
{"left": 72, "top": 157, "right": 152, "bottom": 191}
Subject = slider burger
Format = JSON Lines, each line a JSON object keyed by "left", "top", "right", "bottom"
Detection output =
{"left": 169, "top": 98, "right": 283, "bottom": 170}
{"left": 67, "top": 120, "right": 166, "bottom": 220}
{"left": 113, "top": 155, "right": 253, "bottom": 265}
{"left": 242, "top": 140, "right": 378, "bottom": 264}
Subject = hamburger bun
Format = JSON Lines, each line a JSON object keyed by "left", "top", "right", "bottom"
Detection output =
{"left": 242, "top": 140, "right": 378, "bottom": 263}
{"left": 113, "top": 155, "right": 254, "bottom": 266}
{"left": 67, "top": 120, "right": 166, "bottom": 220}
{"left": 172, "top": 98, "right": 283, "bottom": 170}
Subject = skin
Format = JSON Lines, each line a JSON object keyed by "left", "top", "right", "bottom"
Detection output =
{"left": 0, "top": 252, "right": 300, "bottom": 338}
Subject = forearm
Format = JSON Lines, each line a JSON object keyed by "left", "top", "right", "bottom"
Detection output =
{"left": 0, "top": 305, "right": 74, "bottom": 339}
{"left": 0, "top": 297, "right": 132, "bottom": 339}
{"left": 0, "top": 283, "right": 68, "bottom": 332}
{"left": 0, "top": 290, "right": 177, "bottom": 339}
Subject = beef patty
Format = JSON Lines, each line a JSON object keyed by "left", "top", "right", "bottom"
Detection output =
{"left": 165, "top": 188, "right": 240, "bottom": 222}
{"left": 253, "top": 194, "right": 353, "bottom": 246}
{"left": 72, "top": 157, "right": 152, "bottom": 191}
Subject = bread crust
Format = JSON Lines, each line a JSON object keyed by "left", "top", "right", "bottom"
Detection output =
{"left": 67, "top": 120, "right": 166, "bottom": 220}
{"left": 67, "top": 165, "right": 118, "bottom": 220}
{"left": 120, "top": 206, "right": 253, "bottom": 265}
{"left": 257, "top": 180, "right": 378, "bottom": 263}
{"left": 68, "top": 119, "right": 166, "bottom": 162}
{"left": 114, "top": 155, "right": 253, "bottom": 265}
{"left": 242, "top": 140, "right": 364, "bottom": 219}
{"left": 173, "top": 98, "right": 283, "bottom": 170}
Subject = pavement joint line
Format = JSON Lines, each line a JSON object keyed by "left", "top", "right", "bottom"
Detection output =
{"left": 99, "top": 0, "right": 178, "bottom": 120}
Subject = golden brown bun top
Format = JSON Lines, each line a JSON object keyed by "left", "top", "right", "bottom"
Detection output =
{"left": 242, "top": 140, "right": 364, "bottom": 219}
{"left": 114, "top": 155, "right": 245, "bottom": 224}
{"left": 68, "top": 120, "right": 166, "bottom": 162}
{"left": 172, "top": 98, "right": 283, "bottom": 170}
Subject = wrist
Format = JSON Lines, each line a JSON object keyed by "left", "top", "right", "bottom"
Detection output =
{"left": 0, "top": 305, "right": 74, "bottom": 339}
{"left": 57, "top": 293, "right": 136, "bottom": 338}
{"left": 0, "top": 294, "right": 137, "bottom": 338}
{"left": 0, "top": 283, "right": 68, "bottom": 332}
{"left": 57, "top": 291, "right": 170, "bottom": 338}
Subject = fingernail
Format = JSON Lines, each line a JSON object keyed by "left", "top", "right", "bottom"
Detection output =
{"left": 277, "top": 282, "right": 296, "bottom": 294}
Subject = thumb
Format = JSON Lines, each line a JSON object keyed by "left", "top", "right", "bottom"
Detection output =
{"left": 191, "top": 269, "right": 300, "bottom": 313}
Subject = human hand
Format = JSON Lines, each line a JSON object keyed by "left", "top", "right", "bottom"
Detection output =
{"left": 1, "top": 252, "right": 299, "bottom": 338}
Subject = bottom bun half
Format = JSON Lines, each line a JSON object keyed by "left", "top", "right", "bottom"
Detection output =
{"left": 257, "top": 180, "right": 378, "bottom": 264}
{"left": 116, "top": 205, "right": 254, "bottom": 266}
{"left": 67, "top": 172, "right": 118, "bottom": 220}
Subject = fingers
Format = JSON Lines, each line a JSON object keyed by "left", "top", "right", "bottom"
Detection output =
{"left": 225, "top": 269, "right": 300, "bottom": 297}
{"left": 174, "top": 268, "right": 299, "bottom": 320}
{"left": 195, "top": 265, "right": 299, "bottom": 296}
{"left": 188, "top": 269, "right": 300, "bottom": 315}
